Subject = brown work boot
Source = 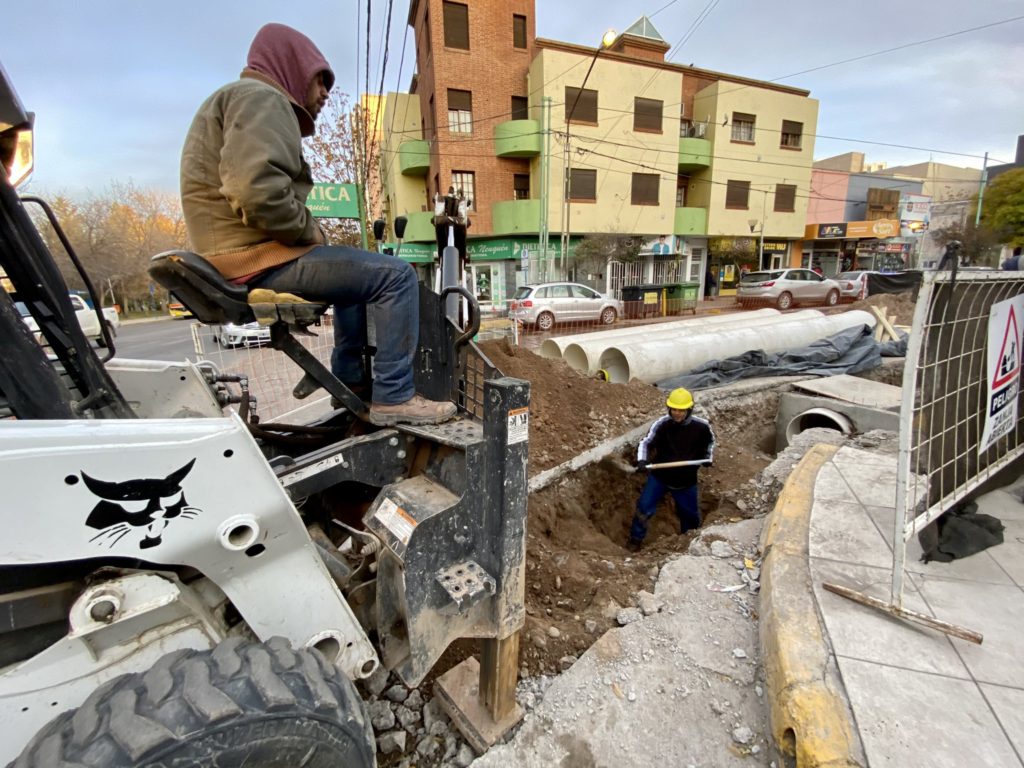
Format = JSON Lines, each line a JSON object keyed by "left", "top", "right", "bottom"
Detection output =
{"left": 369, "top": 395, "right": 457, "bottom": 426}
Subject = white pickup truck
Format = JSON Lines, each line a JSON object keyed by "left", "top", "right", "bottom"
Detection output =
{"left": 16, "top": 293, "right": 120, "bottom": 347}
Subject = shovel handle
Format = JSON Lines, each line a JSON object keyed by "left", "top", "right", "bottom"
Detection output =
{"left": 646, "top": 459, "right": 711, "bottom": 470}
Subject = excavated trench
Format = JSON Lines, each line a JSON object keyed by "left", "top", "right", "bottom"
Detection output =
{"left": 373, "top": 294, "right": 912, "bottom": 765}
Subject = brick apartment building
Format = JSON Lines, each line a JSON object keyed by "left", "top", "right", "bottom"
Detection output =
{"left": 378, "top": 0, "right": 820, "bottom": 304}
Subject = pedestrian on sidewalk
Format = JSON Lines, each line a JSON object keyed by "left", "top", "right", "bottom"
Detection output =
{"left": 704, "top": 266, "right": 717, "bottom": 298}
{"left": 627, "top": 388, "right": 715, "bottom": 551}
{"left": 179, "top": 23, "right": 455, "bottom": 427}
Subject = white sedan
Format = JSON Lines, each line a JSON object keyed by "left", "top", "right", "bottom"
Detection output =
{"left": 214, "top": 321, "right": 271, "bottom": 348}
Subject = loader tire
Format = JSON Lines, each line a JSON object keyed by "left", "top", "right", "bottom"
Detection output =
{"left": 10, "top": 637, "right": 375, "bottom": 768}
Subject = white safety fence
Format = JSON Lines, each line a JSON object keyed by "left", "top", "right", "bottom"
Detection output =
{"left": 190, "top": 320, "right": 335, "bottom": 422}
{"left": 893, "top": 270, "right": 1024, "bottom": 604}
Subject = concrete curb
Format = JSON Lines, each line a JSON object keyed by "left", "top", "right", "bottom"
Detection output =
{"left": 759, "top": 443, "right": 866, "bottom": 768}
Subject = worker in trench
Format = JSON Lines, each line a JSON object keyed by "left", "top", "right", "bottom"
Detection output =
{"left": 627, "top": 388, "right": 716, "bottom": 551}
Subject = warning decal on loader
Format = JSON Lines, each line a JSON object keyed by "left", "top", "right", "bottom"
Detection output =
{"left": 374, "top": 497, "right": 417, "bottom": 546}
{"left": 507, "top": 407, "right": 529, "bottom": 445}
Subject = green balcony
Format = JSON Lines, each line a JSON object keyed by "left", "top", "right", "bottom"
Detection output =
{"left": 398, "top": 139, "right": 430, "bottom": 176}
{"left": 401, "top": 210, "right": 436, "bottom": 242}
{"left": 494, "top": 119, "right": 541, "bottom": 158}
{"left": 678, "top": 137, "right": 711, "bottom": 171}
{"left": 492, "top": 199, "right": 540, "bottom": 235}
{"left": 674, "top": 206, "right": 707, "bottom": 235}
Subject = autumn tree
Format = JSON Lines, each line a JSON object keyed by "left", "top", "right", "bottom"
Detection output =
{"left": 929, "top": 218, "right": 1001, "bottom": 267}
{"left": 29, "top": 183, "right": 186, "bottom": 312}
{"left": 979, "top": 168, "right": 1024, "bottom": 248}
{"left": 304, "top": 90, "right": 376, "bottom": 248}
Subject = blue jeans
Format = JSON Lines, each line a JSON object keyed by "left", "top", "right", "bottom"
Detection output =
{"left": 630, "top": 474, "right": 700, "bottom": 544}
{"left": 250, "top": 245, "right": 417, "bottom": 404}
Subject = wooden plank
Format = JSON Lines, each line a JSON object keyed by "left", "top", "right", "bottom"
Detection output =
{"left": 479, "top": 633, "right": 520, "bottom": 721}
{"left": 869, "top": 305, "right": 900, "bottom": 342}
{"left": 434, "top": 656, "right": 524, "bottom": 754}
{"left": 823, "top": 582, "right": 983, "bottom": 644}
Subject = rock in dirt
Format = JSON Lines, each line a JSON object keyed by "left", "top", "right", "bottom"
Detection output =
{"left": 616, "top": 607, "right": 643, "bottom": 625}
{"left": 378, "top": 730, "right": 406, "bottom": 754}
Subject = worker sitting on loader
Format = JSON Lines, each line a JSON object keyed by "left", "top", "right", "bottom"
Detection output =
{"left": 627, "top": 387, "right": 715, "bottom": 551}
{"left": 180, "top": 22, "right": 455, "bottom": 427}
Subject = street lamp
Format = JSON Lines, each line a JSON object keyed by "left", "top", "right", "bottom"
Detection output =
{"left": 559, "top": 28, "right": 618, "bottom": 278}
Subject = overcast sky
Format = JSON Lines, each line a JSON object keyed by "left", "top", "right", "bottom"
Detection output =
{"left": 4, "top": 0, "right": 1022, "bottom": 197}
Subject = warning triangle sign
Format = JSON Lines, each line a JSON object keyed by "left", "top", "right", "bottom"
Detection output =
{"left": 992, "top": 305, "right": 1020, "bottom": 390}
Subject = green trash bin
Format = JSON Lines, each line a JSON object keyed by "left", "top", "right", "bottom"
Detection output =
{"left": 664, "top": 282, "right": 699, "bottom": 315}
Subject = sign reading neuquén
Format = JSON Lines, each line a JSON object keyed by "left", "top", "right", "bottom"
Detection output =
{"left": 306, "top": 183, "right": 360, "bottom": 219}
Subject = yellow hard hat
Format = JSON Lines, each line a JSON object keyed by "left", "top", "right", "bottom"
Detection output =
{"left": 666, "top": 387, "right": 694, "bottom": 410}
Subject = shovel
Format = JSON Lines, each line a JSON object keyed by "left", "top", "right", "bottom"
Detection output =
{"left": 603, "top": 456, "right": 711, "bottom": 474}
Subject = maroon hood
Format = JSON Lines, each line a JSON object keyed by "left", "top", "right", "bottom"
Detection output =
{"left": 245, "top": 23, "right": 334, "bottom": 136}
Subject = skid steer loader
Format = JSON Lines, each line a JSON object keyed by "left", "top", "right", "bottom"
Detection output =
{"left": 0, "top": 65, "right": 529, "bottom": 766}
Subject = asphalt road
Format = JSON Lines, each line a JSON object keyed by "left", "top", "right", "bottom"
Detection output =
{"left": 111, "top": 318, "right": 253, "bottom": 364}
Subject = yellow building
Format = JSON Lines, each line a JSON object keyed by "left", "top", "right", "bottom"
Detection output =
{"left": 377, "top": 7, "right": 819, "bottom": 299}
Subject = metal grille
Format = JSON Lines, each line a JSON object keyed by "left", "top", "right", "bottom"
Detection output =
{"left": 455, "top": 342, "right": 499, "bottom": 421}
{"left": 894, "top": 270, "right": 1024, "bottom": 601}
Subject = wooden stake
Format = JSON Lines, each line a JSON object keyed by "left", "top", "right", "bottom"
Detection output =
{"left": 479, "top": 632, "right": 520, "bottom": 721}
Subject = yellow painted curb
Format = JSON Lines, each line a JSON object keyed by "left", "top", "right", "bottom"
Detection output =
{"left": 759, "top": 443, "right": 866, "bottom": 768}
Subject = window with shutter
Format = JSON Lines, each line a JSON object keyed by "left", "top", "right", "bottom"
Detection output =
{"left": 631, "top": 173, "right": 660, "bottom": 205}
{"left": 513, "top": 14, "right": 527, "bottom": 48}
{"left": 726, "top": 180, "right": 750, "bottom": 209}
{"left": 442, "top": 1, "right": 469, "bottom": 50}
{"left": 731, "top": 112, "right": 755, "bottom": 143}
{"left": 511, "top": 96, "right": 529, "bottom": 121}
{"left": 514, "top": 174, "right": 530, "bottom": 200}
{"left": 774, "top": 184, "right": 796, "bottom": 212}
{"left": 565, "top": 87, "right": 598, "bottom": 124}
{"left": 447, "top": 89, "right": 473, "bottom": 134}
{"left": 781, "top": 120, "right": 803, "bottom": 149}
{"left": 633, "top": 98, "right": 663, "bottom": 133}
{"left": 569, "top": 169, "right": 597, "bottom": 201}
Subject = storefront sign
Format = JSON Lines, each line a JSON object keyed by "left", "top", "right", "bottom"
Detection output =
{"left": 761, "top": 241, "right": 788, "bottom": 253}
{"left": 381, "top": 242, "right": 436, "bottom": 263}
{"left": 805, "top": 220, "right": 900, "bottom": 239}
{"left": 467, "top": 237, "right": 578, "bottom": 262}
{"left": 306, "top": 183, "right": 360, "bottom": 219}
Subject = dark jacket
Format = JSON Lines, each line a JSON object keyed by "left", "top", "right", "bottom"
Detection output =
{"left": 637, "top": 413, "right": 715, "bottom": 488}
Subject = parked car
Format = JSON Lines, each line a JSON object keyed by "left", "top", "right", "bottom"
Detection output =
{"left": 835, "top": 270, "right": 872, "bottom": 302}
{"left": 213, "top": 321, "right": 271, "bottom": 348}
{"left": 168, "top": 298, "right": 193, "bottom": 319}
{"left": 736, "top": 268, "right": 841, "bottom": 310}
{"left": 15, "top": 294, "right": 118, "bottom": 347}
{"left": 509, "top": 282, "right": 623, "bottom": 331}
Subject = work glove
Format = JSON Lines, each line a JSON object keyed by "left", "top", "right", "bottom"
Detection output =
{"left": 637, "top": 460, "right": 649, "bottom": 471}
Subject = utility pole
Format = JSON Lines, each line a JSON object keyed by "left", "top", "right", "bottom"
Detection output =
{"left": 759, "top": 190, "right": 766, "bottom": 269}
{"left": 975, "top": 152, "right": 989, "bottom": 228}
{"left": 538, "top": 96, "right": 552, "bottom": 283}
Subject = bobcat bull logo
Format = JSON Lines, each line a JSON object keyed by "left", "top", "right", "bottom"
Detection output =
{"left": 81, "top": 460, "right": 201, "bottom": 549}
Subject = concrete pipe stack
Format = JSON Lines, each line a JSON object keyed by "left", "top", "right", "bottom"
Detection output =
{"left": 597, "top": 310, "right": 876, "bottom": 384}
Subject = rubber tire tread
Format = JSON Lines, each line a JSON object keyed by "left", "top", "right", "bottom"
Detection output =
{"left": 10, "top": 637, "right": 375, "bottom": 768}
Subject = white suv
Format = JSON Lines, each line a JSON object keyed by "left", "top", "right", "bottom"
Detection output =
{"left": 509, "top": 282, "right": 623, "bottom": 331}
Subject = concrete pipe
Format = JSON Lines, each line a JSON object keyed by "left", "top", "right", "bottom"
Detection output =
{"left": 784, "top": 407, "right": 854, "bottom": 446}
{"left": 539, "top": 308, "right": 782, "bottom": 361}
{"left": 563, "top": 309, "right": 815, "bottom": 375}
{"left": 597, "top": 310, "right": 875, "bottom": 384}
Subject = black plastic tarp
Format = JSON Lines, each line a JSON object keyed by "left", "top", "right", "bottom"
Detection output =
{"left": 657, "top": 324, "right": 892, "bottom": 390}
{"left": 868, "top": 270, "right": 922, "bottom": 298}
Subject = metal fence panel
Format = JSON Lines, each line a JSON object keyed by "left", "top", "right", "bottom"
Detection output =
{"left": 894, "top": 270, "right": 1024, "bottom": 602}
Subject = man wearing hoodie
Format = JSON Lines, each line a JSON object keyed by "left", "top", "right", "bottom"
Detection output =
{"left": 180, "top": 23, "right": 456, "bottom": 427}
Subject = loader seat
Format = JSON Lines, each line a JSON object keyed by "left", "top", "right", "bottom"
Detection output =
{"left": 148, "top": 250, "right": 329, "bottom": 327}
{"left": 148, "top": 250, "right": 368, "bottom": 419}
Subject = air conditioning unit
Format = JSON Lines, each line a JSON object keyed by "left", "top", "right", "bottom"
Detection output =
{"left": 694, "top": 123, "right": 706, "bottom": 138}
